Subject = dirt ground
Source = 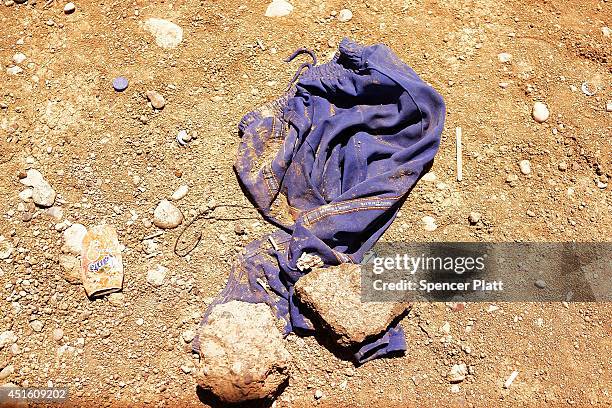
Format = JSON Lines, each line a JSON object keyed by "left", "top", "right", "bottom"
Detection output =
{"left": 1, "top": 0, "right": 611, "bottom": 407}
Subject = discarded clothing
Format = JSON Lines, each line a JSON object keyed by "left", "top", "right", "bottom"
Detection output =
{"left": 194, "top": 38, "right": 446, "bottom": 363}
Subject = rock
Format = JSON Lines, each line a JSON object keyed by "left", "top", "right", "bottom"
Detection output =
{"left": 447, "top": 363, "right": 468, "bottom": 383}
{"left": 440, "top": 321, "right": 451, "bottom": 334}
{"left": 294, "top": 264, "right": 409, "bottom": 346}
{"left": 535, "top": 279, "right": 546, "bottom": 289}
{"left": 153, "top": 200, "right": 183, "bottom": 229}
{"left": 468, "top": 212, "right": 481, "bottom": 225}
{"left": 606, "top": 100, "right": 612, "bottom": 112}
{"left": 19, "top": 169, "right": 56, "bottom": 207}
{"left": 0, "top": 365, "right": 14, "bottom": 381}
{"left": 0, "top": 331, "right": 17, "bottom": 349}
{"left": 135, "top": 318, "right": 144, "bottom": 326}
{"left": 498, "top": 52, "right": 512, "bottom": 63}
{"left": 265, "top": 0, "right": 293, "bottom": 17}
{"left": 182, "top": 329, "right": 195, "bottom": 343}
{"left": 314, "top": 389, "right": 324, "bottom": 399}
{"left": 422, "top": 216, "right": 437, "bottom": 231}
{"left": 58, "top": 254, "right": 81, "bottom": 284}
{"left": 422, "top": 172, "right": 437, "bottom": 182}
{"left": 12, "top": 53, "right": 26, "bottom": 64}
{"left": 181, "top": 365, "right": 192, "bottom": 374}
{"left": 170, "top": 185, "right": 188, "bottom": 200}
{"left": 30, "top": 320, "right": 44, "bottom": 332}
{"left": 63, "top": 224, "right": 87, "bottom": 254}
{"left": 146, "top": 90, "right": 165, "bottom": 110}
{"left": 603, "top": 27, "right": 611, "bottom": 37}
{"left": 195, "top": 301, "right": 291, "bottom": 403}
{"left": 142, "top": 239, "right": 158, "bottom": 255}
{"left": 532, "top": 102, "right": 549, "bottom": 123}
{"left": 107, "top": 292, "right": 125, "bottom": 306}
{"left": 144, "top": 18, "right": 183, "bottom": 48}
{"left": 6, "top": 66, "right": 23, "bottom": 75}
{"left": 338, "top": 9, "right": 353, "bottom": 22}
{"left": 519, "top": 160, "right": 531, "bottom": 175}
{"left": 52, "top": 328, "right": 64, "bottom": 341}
{"left": 558, "top": 161, "right": 568, "bottom": 171}
{"left": 18, "top": 188, "right": 33, "bottom": 201}
{"left": 63, "top": 2, "right": 75, "bottom": 13}
{"left": 0, "top": 236, "right": 13, "bottom": 259}
{"left": 146, "top": 264, "right": 168, "bottom": 287}
{"left": 176, "top": 129, "right": 191, "bottom": 146}
{"left": 112, "top": 77, "right": 128, "bottom": 92}
{"left": 450, "top": 384, "right": 460, "bottom": 393}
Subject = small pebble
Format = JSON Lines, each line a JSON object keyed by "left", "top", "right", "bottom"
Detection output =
{"left": 338, "top": 9, "right": 353, "bottom": 22}
{"left": 468, "top": 212, "right": 481, "bottom": 225}
{"left": 447, "top": 363, "right": 467, "bottom": 383}
{"left": 422, "top": 216, "right": 437, "bottom": 232}
{"left": 535, "top": 279, "right": 546, "bottom": 289}
{"left": 171, "top": 185, "right": 188, "bottom": 200}
{"left": 146, "top": 90, "right": 165, "bottom": 110}
{"left": 519, "top": 160, "right": 531, "bottom": 175}
{"left": 135, "top": 318, "right": 144, "bottom": 326}
{"left": 606, "top": 101, "right": 612, "bottom": 112}
{"left": 498, "top": 52, "right": 512, "bottom": 63}
{"left": 52, "top": 328, "right": 64, "bottom": 341}
{"left": 112, "top": 77, "right": 129, "bottom": 92}
{"left": 182, "top": 330, "right": 195, "bottom": 343}
{"left": 532, "top": 102, "right": 549, "bottom": 123}
{"left": 264, "top": 0, "right": 293, "bottom": 17}
{"left": 64, "top": 2, "right": 75, "bottom": 13}
{"left": 13, "top": 53, "right": 26, "bottom": 64}
{"left": 314, "top": 389, "right": 323, "bottom": 400}
{"left": 30, "top": 320, "right": 44, "bottom": 332}
{"left": 558, "top": 161, "right": 568, "bottom": 171}
{"left": 153, "top": 199, "right": 183, "bottom": 229}
{"left": 450, "top": 384, "right": 460, "bottom": 393}
{"left": 146, "top": 264, "right": 168, "bottom": 287}
{"left": 6, "top": 66, "right": 23, "bottom": 75}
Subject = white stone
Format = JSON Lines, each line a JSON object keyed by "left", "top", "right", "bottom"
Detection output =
{"left": 447, "top": 363, "right": 468, "bottom": 383}
{"left": 146, "top": 264, "right": 168, "bottom": 287}
{"left": 0, "top": 236, "right": 13, "bottom": 260}
{"left": 519, "top": 160, "right": 531, "bottom": 175}
{"left": 606, "top": 101, "right": 612, "bottom": 112}
{"left": 12, "top": 53, "right": 26, "bottom": 64}
{"left": 19, "top": 169, "right": 56, "bottom": 207}
{"left": 338, "top": 9, "right": 353, "bottom": 22}
{"left": 422, "top": 172, "right": 437, "bottom": 182}
{"left": 6, "top": 66, "right": 23, "bottom": 75}
{"left": 0, "top": 365, "right": 14, "bottom": 381}
{"left": 265, "top": 0, "right": 293, "bottom": 17}
{"left": 498, "top": 52, "right": 512, "bottom": 63}
{"left": 171, "top": 185, "right": 188, "bottom": 201}
{"left": 64, "top": 2, "right": 75, "bottom": 13}
{"left": 52, "top": 328, "right": 64, "bottom": 341}
{"left": 422, "top": 216, "right": 437, "bottom": 231}
{"left": 63, "top": 224, "right": 87, "bottom": 254}
{"left": 532, "top": 102, "right": 549, "bottom": 123}
{"left": 182, "top": 329, "right": 195, "bottom": 343}
{"left": 135, "top": 318, "right": 144, "bottom": 326}
{"left": 603, "top": 27, "right": 611, "bottom": 37}
{"left": 153, "top": 199, "right": 183, "bottom": 229}
{"left": 144, "top": 18, "right": 183, "bottom": 48}
{"left": 30, "top": 320, "right": 44, "bottom": 332}
{"left": 18, "top": 189, "right": 33, "bottom": 201}
{"left": 0, "top": 331, "right": 17, "bottom": 349}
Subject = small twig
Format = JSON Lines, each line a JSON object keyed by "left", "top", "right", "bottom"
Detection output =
{"left": 456, "top": 126, "right": 463, "bottom": 182}
{"left": 143, "top": 231, "right": 164, "bottom": 241}
{"left": 43, "top": 0, "right": 55, "bottom": 9}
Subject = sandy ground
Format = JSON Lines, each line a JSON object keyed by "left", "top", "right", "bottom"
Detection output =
{"left": 0, "top": 0, "right": 611, "bottom": 407}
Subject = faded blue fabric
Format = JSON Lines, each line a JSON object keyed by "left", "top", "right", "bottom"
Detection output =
{"left": 194, "top": 39, "right": 446, "bottom": 363}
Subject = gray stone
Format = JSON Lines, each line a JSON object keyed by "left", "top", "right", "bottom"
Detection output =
{"left": 195, "top": 300, "right": 291, "bottom": 403}
{"left": 294, "top": 264, "right": 409, "bottom": 346}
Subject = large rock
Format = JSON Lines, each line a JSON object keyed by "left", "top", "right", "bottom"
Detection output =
{"left": 195, "top": 301, "right": 291, "bottom": 403}
{"left": 19, "top": 169, "right": 56, "bottom": 207}
{"left": 62, "top": 224, "right": 87, "bottom": 254}
{"left": 143, "top": 18, "right": 183, "bottom": 48}
{"left": 294, "top": 263, "right": 409, "bottom": 346}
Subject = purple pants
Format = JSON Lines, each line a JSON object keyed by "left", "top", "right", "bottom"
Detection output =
{"left": 194, "top": 39, "right": 446, "bottom": 363}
